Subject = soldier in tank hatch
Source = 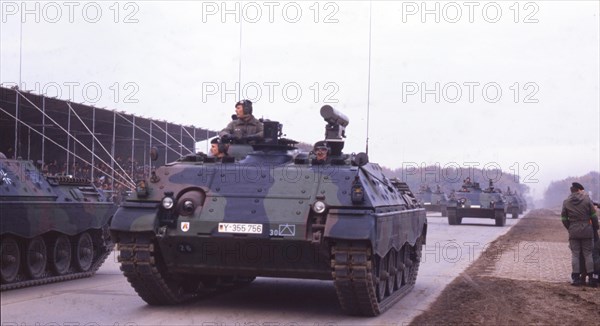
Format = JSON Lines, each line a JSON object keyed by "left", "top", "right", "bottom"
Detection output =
{"left": 561, "top": 182, "right": 599, "bottom": 287}
{"left": 219, "top": 99, "right": 263, "bottom": 141}
{"left": 209, "top": 137, "right": 229, "bottom": 159}
{"left": 312, "top": 141, "right": 330, "bottom": 165}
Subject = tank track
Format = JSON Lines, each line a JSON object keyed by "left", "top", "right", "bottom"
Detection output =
{"left": 115, "top": 232, "right": 254, "bottom": 305}
{"left": 115, "top": 232, "right": 200, "bottom": 305}
{"left": 0, "top": 240, "right": 113, "bottom": 291}
{"left": 331, "top": 239, "right": 422, "bottom": 316}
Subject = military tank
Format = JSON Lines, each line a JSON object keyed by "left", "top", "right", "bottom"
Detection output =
{"left": 0, "top": 156, "right": 116, "bottom": 290}
{"left": 446, "top": 179, "right": 507, "bottom": 226}
{"left": 110, "top": 105, "right": 427, "bottom": 316}
{"left": 516, "top": 191, "right": 527, "bottom": 213}
{"left": 415, "top": 185, "right": 449, "bottom": 216}
{"left": 504, "top": 187, "right": 522, "bottom": 219}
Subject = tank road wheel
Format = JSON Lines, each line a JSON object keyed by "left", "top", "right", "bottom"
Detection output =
{"left": 116, "top": 232, "right": 200, "bottom": 305}
{"left": 393, "top": 248, "right": 405, "bottom": 290}
{"left": 401, "top": 244, "right": 413, "bottom": 286}
{"left": 495, "top": 210, "right": 506, "bottom": 227}
{"left": 386, "top": 250, "right": 397, "bottom": 295}
{"left": 24, "top": 237, "right": 47, "bottom": 279}
{"left": 405, "top": 237, "right": 423, "bottom": 286}
{"left": 332, "top": 239, "right": 424, "bottom": 316}
{"left": 74, "top": 232, "right": 94, "bottom": 272}
{"left": 375, "top": 254, "right": 389, "bottom": 302}
{"left": 1, "top": 237, "right": 21, "bottom": 283}
{"left": 49, "top": 235, "right": 72, "bottom": 275}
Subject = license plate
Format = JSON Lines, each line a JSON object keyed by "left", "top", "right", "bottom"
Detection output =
{"left": 218, "top": 223, "right": 263, "bottom": 234}
{"left": 470, "top": 205, "right": 481, "bottom": 208}
{"left": 424, "top": 202, "right": 431, "bottom": 205}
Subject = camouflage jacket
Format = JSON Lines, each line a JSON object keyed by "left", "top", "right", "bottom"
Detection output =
{"left": 561, "top": 192, "right": 599, "bottom": 239}
{"left": 219, "top": 115, "right": 264, "bottom": 139}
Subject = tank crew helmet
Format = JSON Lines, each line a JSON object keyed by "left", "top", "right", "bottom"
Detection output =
{"left": 211, "top": 137, "right": 229, "bottom": 153}
{"left": 314, "top": 141, "right": 329, "bottom": 152}
{"left": 235, "top": 99, "right": 253, "bottom": 115}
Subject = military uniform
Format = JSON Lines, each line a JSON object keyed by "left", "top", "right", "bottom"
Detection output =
{"left": 561, "top": 187, "right": 599, "bottom": 286}
{"left": 219, "top": 115, "right": 263, "bottom": 139}
{"left": 593, "top": 204, "right": 600, "bottom": 286}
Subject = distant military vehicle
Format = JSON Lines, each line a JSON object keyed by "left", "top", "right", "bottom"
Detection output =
{"left": 504, "top": 187, "right": 522, "bottom": 219}
{"left": 110, "top": 105, "right": 427, "bottom": 316}
{"left": 515, "top": 191, "right": 527, "bottom": 213}
{"left": 0, "top": 157, "right": 116, "bottom": 290}
{"left": 446, "top": 179, "right": 507, "bottom": 226}
{"left": 415, "top": 185, "right": 449, "bottom": 216}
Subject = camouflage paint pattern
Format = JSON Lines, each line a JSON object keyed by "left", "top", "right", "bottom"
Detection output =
{"left": 414, "top": 185, "right": 449, "bottom": 214}
{"left": 1, "top": 157, "right": 116, "bottom": 288}
{"left": 447, "top": 181, "right": 507, "bottom": 219}
{"left": 1, "top": 158, "right": 115, "bottom": 238}
{"left": 111, "top": 146, "right": 427, "bottom": 279}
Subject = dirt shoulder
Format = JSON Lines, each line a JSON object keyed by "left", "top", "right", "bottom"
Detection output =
{"left": 410, "top": 209, "right": 600, "bottom": 326}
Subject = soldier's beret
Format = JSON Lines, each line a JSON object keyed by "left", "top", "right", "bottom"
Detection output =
{"left": 572, "top": 182, "right": 584, "bottom": 190}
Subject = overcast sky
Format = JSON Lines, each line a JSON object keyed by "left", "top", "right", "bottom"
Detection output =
{"left": 1, "top": 1, "right": 598, "bottom": 199}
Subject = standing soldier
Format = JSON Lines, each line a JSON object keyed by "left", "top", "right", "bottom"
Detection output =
{"left": 561, "top": 182, "right": 599, "bottom": 287}
{"left": 219, "top": 100, "right": 264, "bottom": 141}
{"left": 593, "top": 201, "right": 600, "bottom": 287}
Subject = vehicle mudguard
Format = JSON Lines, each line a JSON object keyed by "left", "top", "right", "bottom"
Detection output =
{"left": 110, "top": 205, "right": 159, "bottom": 232}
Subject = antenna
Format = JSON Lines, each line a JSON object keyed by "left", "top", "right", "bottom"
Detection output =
{"left": 365, "top": 0, "right": 373, "bottom": 155}
{"left": 238, "top": 16, "right": 243, "bottom": 99}
{"left": 14, "top": 20, "right": 24, "bottom": 159}
{"left": 19, "top": 20, "right": 23, "bottom": 88}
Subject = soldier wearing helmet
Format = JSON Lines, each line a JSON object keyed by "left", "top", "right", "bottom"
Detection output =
{"left": 312, "top": 141, "right": 330, "bottom": 165}
{"left": 219, "top": 100, "right": 264, "bottom": 141}
{"left": 209, "top": 137, "right": 229, "bottom": 159}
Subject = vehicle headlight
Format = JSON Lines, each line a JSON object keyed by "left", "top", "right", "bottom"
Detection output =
{"left": 162, "top": 196, "right": 174, "bottom": 209}
{"left": 351, "top": 183, "right": 365, "bottom": 204}
{"left": 313, "top": 200, "right": 326, "bottom": 214}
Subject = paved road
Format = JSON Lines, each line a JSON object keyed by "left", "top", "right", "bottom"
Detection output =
{"left": 1, "top": 213, "right": 522, "bottom": 326}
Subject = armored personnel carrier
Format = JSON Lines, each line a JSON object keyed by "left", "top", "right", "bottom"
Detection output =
{"left": 446, "top": 179, "right": 507, "bottom": 226}
{"left": 504, "top": 187, "right": 522, "bottom": 219}
{"left": 415, "top": 185, "right": 449, "bottom": 216}
{"left": 110, "top": 105, "right": 427, "bottom": 316}
{"left": 0, "top": 157, "right": 116, "bottom": 290}
{"left": 516, "top": 191, "right": 527, "bottom": 213}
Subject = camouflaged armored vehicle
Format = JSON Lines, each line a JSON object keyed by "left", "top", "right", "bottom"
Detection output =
{"left": 415, "top": 185, "right": 449, "bottom": 216}
{"left": 0, "top": 157, "right": 116, "bottom": 290}
{"left": 503, "top": 187, "right": 522, "bottom": 219}
{"left": 110, "top": 105, "right": 427, "bottom": 316}
{"left": 516, "top": 191, "right": 527, "bottom": 213}
{"left": 446, "top": 179, "right": 507, "bottom": 226}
